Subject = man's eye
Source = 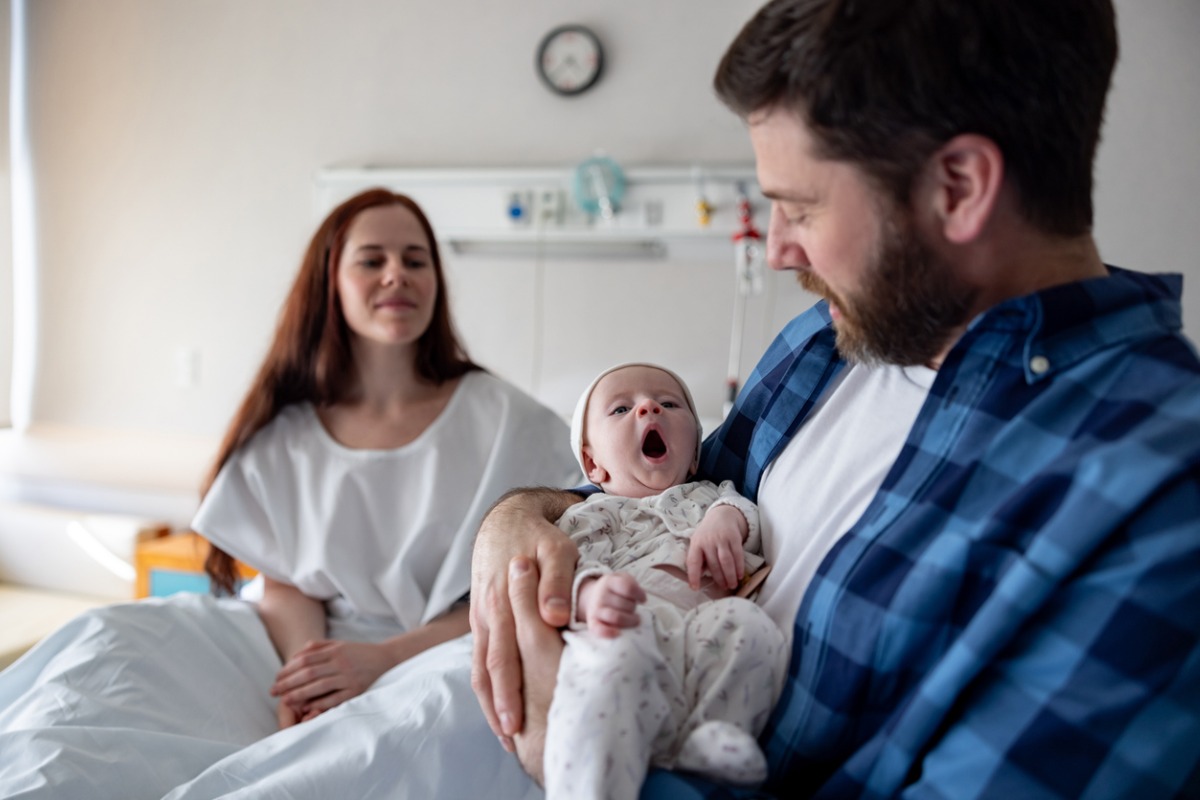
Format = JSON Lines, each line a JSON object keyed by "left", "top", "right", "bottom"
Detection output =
{"left": 778, "top": 205, "right": 809, "bottom": 225}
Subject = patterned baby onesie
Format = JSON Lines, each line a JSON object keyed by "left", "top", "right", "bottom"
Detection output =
{"left": 543, "top": 481, "right": 788, "bottom": 800}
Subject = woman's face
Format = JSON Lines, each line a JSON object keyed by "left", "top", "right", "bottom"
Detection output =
{"left": 336, "top": 204, "right": 439, "bottom": 350}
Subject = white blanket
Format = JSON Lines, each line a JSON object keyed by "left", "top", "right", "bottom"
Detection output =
{"left": 0, "top": 594, "right": 539, "bottom": 799}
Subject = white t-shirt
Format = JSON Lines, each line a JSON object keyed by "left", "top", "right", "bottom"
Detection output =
{"left": 756, "top": 363, "right": 935, "bottom": 638}
{"left": 192, "top": 370, "right": 581, "bottom": 632}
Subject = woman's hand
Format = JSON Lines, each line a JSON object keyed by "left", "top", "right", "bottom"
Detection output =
{"left": 271, "top": 639, "right": 395, "bottom": 720}
{"left": 276, "top": 698, "right": 302, "bottom": 729}
{"left": 271, "top": 603, "right": 470, "bottom": 724}
{"left": 687, "top": 503, "right": 748, "bottom": 591}
{"left": 470, "top": 488, "right": 581, "bottom": 751}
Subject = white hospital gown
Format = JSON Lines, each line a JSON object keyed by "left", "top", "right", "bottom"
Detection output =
{"left": 0, "top": 370, "right": 579, "bottom": 800}
{"left": 544, "top": 481, "right": 788, "bottom": 800}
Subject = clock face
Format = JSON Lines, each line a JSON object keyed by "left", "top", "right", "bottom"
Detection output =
{"left": 537, "top": 25, "right": 603, "bottom": 96}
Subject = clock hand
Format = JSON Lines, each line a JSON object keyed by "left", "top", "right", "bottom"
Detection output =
{"left": 552, "top": 64, "right": 579, "bottom": 83}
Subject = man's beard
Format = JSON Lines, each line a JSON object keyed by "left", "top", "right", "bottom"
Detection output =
{"left": 797, "top": 208, "right": 977, "bottom": 367}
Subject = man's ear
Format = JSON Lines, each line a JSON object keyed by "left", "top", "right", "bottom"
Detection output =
{"left": 581, "top": 447, "right": 608, "bottom": 485}
{"left": 925, "top": 134, "right": 1004, "bottom": 245}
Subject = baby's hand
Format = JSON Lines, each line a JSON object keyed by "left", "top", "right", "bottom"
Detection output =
{"left": 687, "top": 504, "right": 748, "bottom": 591}
{"left": 578, "top": 572, "right": 646, "bottom": 638}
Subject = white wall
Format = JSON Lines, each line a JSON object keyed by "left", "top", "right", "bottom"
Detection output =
{"left": 16, "top": 0, "right": 1200, "bottom": 443}
{"left": 1094, "top": 0, "right": 1200, "bottom": 331}
{"left": 23, "top": 0, "right": 769, "bottom": 439}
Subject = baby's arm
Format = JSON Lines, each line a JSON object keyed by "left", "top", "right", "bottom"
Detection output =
{"left": 687, "top": 505, "right": 749, "bottom": 591}
{"left": 686, "top": 483, "right": 761, "bottom": 592}
{"left": 576, "top": 572, "right": 646, "bottom": 638}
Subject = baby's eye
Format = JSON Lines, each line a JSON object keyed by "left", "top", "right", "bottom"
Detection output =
{"left": 662, "top": 400, "right": 680, "bottom": 409}
{"left": 610, "top": 405, "right": 630, "bottom": 415}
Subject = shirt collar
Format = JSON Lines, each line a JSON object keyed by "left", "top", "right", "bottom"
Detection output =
{"left": 961, "top": 267, "right": 1184, "bottom": 383}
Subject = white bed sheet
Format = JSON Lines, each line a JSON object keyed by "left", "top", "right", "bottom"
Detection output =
{"left": 0, "top": 593, "right": 540, "bottom": 800}
{"left": 165, "top": 635, "right": 541, "bottom": 800}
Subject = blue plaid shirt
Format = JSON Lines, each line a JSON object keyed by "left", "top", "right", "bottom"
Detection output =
{"left": 643, "top": 267, "right": 1200, "bottom": 799}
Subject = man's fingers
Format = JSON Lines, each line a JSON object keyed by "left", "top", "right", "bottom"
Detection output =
{"left": 469, "top": 627, "right": 515, "bottom": 753}
{"left": 481, "top": 579, "right": 524, "bottom": 738}
{"left": 536, "top": 536, "right": 577, "bottom": 628}
{"left": 511, "top": 555, "right": 566, "bottom": 660}
{"left": 509, "top": 556, "right": 544, "bottom": 650}
{"left": 469, "top": 613, "right": 503, "bottom": 740}
{"left": 506, "top": 554, "right": 568, "bottom": 781}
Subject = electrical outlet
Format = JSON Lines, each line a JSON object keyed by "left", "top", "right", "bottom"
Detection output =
{"left": 506, "top": 190, "right": 533, "bottom": 226}
{"left": 534, "top": 188, "right": 564, "bottom": 226}
{"left": 174, "top": 347, "right": 201, "bottom": 389}
{"left": 644, "top": 199, "right": 664, "bottom": 226}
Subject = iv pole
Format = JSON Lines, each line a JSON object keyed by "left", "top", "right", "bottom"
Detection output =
{"left": 725, "top": 184, "right": 764, "bottom": 418}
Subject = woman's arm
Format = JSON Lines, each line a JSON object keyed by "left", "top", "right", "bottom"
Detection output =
{"left": 383, "top": 601, "right": 471, "bottom": 662}
{"left": 256, "top": 576, "right": 327, "bottom": 728}
{"left": 258, "top": 576, "right": 327, "bottom": 663}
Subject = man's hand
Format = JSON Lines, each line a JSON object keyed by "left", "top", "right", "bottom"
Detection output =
{"left": 687, "top": 503, "right": 748, "bottom": 591}
{"left": 507, "top": 556, "right": 565, "bottom": 786}
{"left": 469, "top": 488, "right": 581, "bottom": 750}
{"left": 578, "top": 572, "right": 646, "bottom": 638}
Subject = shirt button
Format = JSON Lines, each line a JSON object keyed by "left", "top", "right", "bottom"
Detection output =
{"left": 1030, "top": 355, "right": 1051, "bottom": 375}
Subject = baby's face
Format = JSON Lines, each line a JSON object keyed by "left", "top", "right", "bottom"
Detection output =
{"left": 582, "top": 366, "right": 699, "bottom": 498}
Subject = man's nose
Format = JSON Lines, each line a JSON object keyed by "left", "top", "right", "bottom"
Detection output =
{"left": 766, "top": 204, "right": 809, "bottom": 272}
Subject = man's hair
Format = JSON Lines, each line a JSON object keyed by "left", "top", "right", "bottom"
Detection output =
{"left": 714, "top": 0, "right": 1118, "bottom": 237}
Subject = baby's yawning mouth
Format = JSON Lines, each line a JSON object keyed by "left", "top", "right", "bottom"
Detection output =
{"left": 642, "top": 429, "right": 667, "bottom": 458}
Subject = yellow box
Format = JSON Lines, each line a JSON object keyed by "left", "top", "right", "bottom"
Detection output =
{"left": 134, "top": 532, "right": 257, "bottom": 598}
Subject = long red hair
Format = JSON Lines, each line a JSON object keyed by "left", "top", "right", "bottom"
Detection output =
{"left": 203, "top": 188, "right": 478, "bottom": 594}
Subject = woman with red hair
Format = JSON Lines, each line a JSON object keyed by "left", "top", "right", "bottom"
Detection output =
{"left": 0, "top": 188, "right": 579, "bottom": 798}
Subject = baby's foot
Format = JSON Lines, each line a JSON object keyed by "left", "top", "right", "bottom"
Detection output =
{"left": 673, "top": 720, "right": 767, "bottom": 786}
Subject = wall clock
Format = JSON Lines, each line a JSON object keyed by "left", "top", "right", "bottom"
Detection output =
{"left": 536, "top": 24, "right": 604, "bottom": 97}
